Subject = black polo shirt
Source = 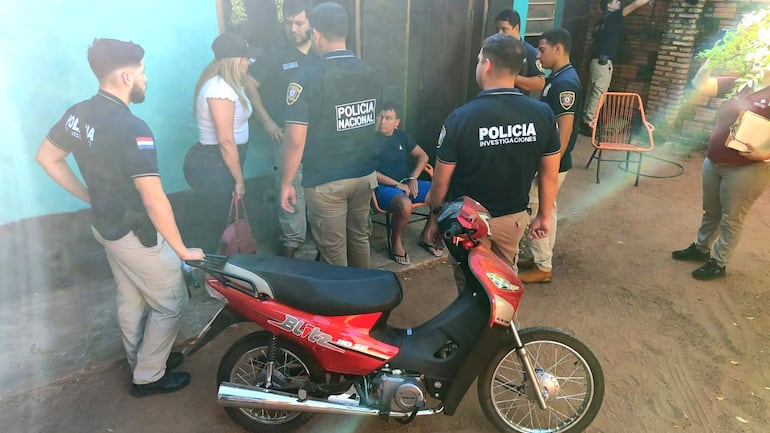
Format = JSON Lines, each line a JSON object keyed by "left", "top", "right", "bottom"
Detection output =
{"left": 594, "top": 10, "right": 623, "bottom": 60}
{"left": 249, "top": 43, "right": 317, "bottom": 125}
{"left": 517, "top": 39, "right": 545, "bottom": 96}
{"left": 436, "top": 88, "right": 560, "bottom": 217}
{"left": 47, "top": 90, "right": 159, "bottom": 240}
{"left": 284, "top": 49, "right": 382, "bottom": 188}
{"left": 541, "top": 63, "right": 581, "bottom": 172}
{"left": 376, "top": 129, "right": 417, "bottom": 181}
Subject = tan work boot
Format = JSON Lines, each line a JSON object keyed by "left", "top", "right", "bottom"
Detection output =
{"left": 518, "top": 266, "right": 552, "bottom": 283}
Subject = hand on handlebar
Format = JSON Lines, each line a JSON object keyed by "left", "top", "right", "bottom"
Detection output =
{"left": 179, "top": 248, "right": 205, "bottom": 261}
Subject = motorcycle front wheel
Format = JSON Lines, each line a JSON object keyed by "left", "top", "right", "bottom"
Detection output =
{"left": 478, "top": 326, "right": 605, "bottom": 433}
{"left": 217, "top": 331, "right": 324, "bottom": 433}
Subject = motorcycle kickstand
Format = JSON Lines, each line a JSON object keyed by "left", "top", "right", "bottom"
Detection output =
{"left": 509, "top": 322, "right": 548, "bottom": 410}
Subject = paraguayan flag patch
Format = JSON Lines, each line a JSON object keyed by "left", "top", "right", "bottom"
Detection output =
{"left": 136, "top": 137, "right": 155, "bottom": 150}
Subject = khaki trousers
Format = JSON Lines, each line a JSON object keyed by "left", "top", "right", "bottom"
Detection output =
{"left": 480, "top": 210, "right": 531, "bottom": 272}
{"left": 583, "top": 58, "right": 613, "bottom": 124}
{"left": 93, "top": 228, "right": 188, "bottom": 384}
{"left": 527, "top": 171, "right": 568, "bottom": 270}
{"left": 453, "top": 210, "right": 530, "bottom": 293}
{"left": 304, "top": 172, "right": 377, "bottom": 268}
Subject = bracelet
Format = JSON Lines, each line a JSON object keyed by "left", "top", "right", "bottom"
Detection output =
{"left": 399, "top": 177, "right": 416, "bottom": 183}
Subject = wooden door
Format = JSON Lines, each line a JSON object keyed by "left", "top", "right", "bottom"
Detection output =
{"left": 404, "top": 0, "right": 487, "bottom": 163}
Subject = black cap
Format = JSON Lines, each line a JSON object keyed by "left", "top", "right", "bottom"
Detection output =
{"left": 211, "top": 32, "right": 255, "bottom": 59}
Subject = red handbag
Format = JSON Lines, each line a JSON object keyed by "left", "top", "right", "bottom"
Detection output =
{"left": 218, "top": 196, "right": 257, "bottom": 255}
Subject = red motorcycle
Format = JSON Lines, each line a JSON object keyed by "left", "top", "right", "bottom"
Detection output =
{"left": 185, "top": 196, "right": 604, "bottom": 433}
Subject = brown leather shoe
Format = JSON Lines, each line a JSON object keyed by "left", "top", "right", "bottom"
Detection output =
{"left": 279, "top": 245, "right": 298, "bottom": 258}
{"left": 518, "top": 267, "right": 552, "bottom": 283}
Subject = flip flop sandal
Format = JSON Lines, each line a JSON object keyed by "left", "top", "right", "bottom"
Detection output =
{"left": 391, "top": 250, "right": 411, "bottom": 265}
{"left": 418, "top": 240, "right": 444, "bottom": 257}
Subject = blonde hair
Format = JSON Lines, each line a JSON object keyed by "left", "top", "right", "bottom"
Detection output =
{"left": 193, "top": 57, "right": 249, "bottom": 113}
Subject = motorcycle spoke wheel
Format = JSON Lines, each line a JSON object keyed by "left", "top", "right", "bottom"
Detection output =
{"left": 217, "top": 332, "right": 322, "bottom": 433}
{"left": 478, "top": 327, "right": 605, "bottom": 433}
{"left": 229, "top": 346, "right": 310, "bottom": 424}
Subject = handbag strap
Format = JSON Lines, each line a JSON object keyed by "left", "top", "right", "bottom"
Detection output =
{"left": 227, "top": 195, "right": 249, "bottom": 222}
{"left": 237, "top": 196, "right": 249, "bottom": 220}
{"left": 226, "top": 195, "right": 238, "bottom": 224}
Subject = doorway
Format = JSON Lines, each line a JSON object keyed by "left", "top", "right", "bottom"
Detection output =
{"left": 404, "top": 0, "right": 487, "bottom": 163}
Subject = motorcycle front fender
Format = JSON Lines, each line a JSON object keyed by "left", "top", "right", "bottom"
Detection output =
{"left": 183, "top": 304, "right": 249, "bottom": 357}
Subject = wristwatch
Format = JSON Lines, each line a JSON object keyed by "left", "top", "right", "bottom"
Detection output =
{"left": 431, "top": 207, "right": 442, "bottom": 216}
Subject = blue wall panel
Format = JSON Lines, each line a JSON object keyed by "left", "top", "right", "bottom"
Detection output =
{"left": 0, "top": 0, "right": 270, "bottom": 225}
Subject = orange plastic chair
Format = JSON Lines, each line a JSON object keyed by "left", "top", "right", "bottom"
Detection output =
{"left": 584, "top": 92, "right": 655, "bottom": 186}
{"left": 371, "top": 163, "right": 432, "bottom": 253}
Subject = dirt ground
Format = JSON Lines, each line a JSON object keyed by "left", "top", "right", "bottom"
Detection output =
{"left": 2, "top": 141, "right": 769, "bottom": 433}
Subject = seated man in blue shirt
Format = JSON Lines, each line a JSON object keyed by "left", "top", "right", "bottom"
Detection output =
{"left": 374, "top": 102, "right": 437, "bottom": 265}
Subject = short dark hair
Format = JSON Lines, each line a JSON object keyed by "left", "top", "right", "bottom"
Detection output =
{"left": 480, "top": 33, "right": 525, "bottom": 75}
{"left": 494, "top": 9, "right": 521, "bottom": 28}
{"left": 540, "top": 28, "right": 572, "bottom": 54}
{"left": 309, "top": 2, "right": 348, "bottom": 40}
{"left": 87, "top": 38, "right": 144, "bottom": 81}
{"left": 599, "top": 0, "right": 612, "bottom": 12}
{"left": 380, "top": 101, "right": 402, "bottom": 118}
{"left": 283, "top": 0, "right": 313, "bottom": 17}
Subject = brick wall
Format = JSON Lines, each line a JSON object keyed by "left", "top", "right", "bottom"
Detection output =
{"left": 646, "top": 0, "right": 705, "bottom": 129}
{"left": 581, "top": 0, "right": 769, "bottom": 145}
{"left": 578, "top": 0, "right": 667, "bottom": 102}
{"left": 666, "top": 0, "right": 770, "bottom": 144}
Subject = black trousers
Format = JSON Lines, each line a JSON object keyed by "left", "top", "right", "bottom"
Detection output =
{"left": 183, "top": 144, "right": 245, "bottom": 253}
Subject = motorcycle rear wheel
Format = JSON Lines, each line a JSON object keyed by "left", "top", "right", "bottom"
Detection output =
{"left": 478, "top": 326, "right": 604, "bottom": 433}
{"left": 217, "top": 331, "right": 323, "bottom": 433}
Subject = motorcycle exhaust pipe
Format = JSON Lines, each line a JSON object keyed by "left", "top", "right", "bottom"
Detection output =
{"left": 218, "top": 382, "right": 441, "bottom": 418}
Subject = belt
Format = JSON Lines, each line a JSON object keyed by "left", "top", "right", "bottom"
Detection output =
{"left": 194, "top": 143, "right": 244, "bottom": 152}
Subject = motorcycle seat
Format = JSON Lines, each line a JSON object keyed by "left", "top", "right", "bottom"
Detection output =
{"left": 226, "top": 255, "right": 403, "bottom": 316}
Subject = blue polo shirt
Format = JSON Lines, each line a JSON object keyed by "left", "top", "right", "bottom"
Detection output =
{"left": 436, "top": 88, "right": 560, "bottom": 217}
{"left": 284, "top": 50, "right": 382, "bottom": 187}
{"left": 47, "top": 90, "right": 158, "bottom": 240}
{"left": 541, "top": 63, "right": 581, "bottom": 172}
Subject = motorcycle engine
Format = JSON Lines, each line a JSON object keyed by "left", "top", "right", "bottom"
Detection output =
{"left": 373, "top": 370, "right": 427, "bottom": 413}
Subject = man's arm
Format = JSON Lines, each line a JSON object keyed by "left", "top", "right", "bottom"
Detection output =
{"left": 408, "top": 145, "right": 429, "bottom": 179}
{"left": 528, "top": 153, "right": 560, "bottom": 239}
{"left": 556, "top": 114, "right": 574, "bottom": 157}
{"left": 243, "top": 75, "right": 283, "bottom": 142}
{"left": 281, "top": 122, "right": 308, "bottom": 212}
{"left": 427, "top": 161, "right": 455, "bottom": 210}
{"left": 623, "top": 0, "right": 651, "bottom": 16}
{"left": 516, "top": 75, "right": 546, "bottom": 92}
{"left": 133, "top": 176, "right": 203, "bottom": 260}
{"left": 35, "top": 138, "right": 90, "bottom": 203}
{"left": 425, "top": 160, "right": 455, "bottom": 245}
